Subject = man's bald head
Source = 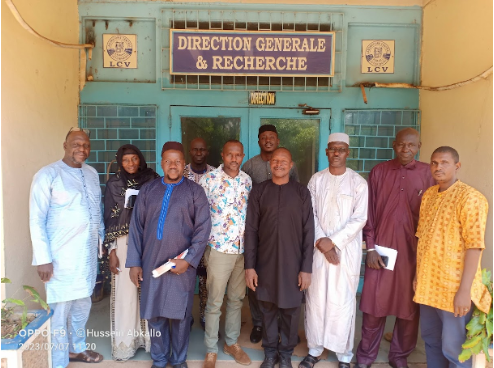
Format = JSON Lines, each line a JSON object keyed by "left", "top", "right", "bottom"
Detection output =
{"left": 393, "top": 127, "right": 421, "bottom": 166}
{"left": 191, "top": 137, "right": 207, "bottom": 146}
{"left": 396, "top": 127, "right": 420, "bottom": 142}
{"left": 272, "top": 147, "right": 292, "bottom": 161}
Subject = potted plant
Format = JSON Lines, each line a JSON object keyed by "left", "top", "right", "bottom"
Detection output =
{"left": 1, "top": 278, "right": 53, "bottom": 368}
{"left": 459, "top": 269, "right": 493, "bottom": 367}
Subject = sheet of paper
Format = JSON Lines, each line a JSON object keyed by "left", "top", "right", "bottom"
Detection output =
{"left": 98, "top": 236, "right": 103, "bottom": 259}
{"left": 375, "top": 244, "right": 398, "bottom": 271}
{"left": 152, "top": 249, "right": 189, "bottom": 278}
{"left": 124, "top": 189, "right": 140, "bottom": 208}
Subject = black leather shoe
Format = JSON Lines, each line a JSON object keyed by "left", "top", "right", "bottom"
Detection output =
{"left": 279, "top": 355, "right": 292, "bottom": 368}
{"left": 298, "top": 354, "right": 319, "bottom": 368}
{"left": 338, "top": 363, "right": 350, "bottom": 368}
{"left": 172, "top": 363, "right": 188, "bottom": 368}
{"left": 250, "top": 326, "right": 263, "bottom": 343}
{"left": 260, "top": 356, "right": 279, "bottom": 368}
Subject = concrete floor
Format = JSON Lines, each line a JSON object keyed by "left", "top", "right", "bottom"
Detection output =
{"left": 67, "top": 294, "right": 428, "bottom": 368}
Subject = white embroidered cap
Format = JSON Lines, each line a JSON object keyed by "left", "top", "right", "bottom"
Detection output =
{"left": 327, "top": 132, "right": 350, "bottom": 145}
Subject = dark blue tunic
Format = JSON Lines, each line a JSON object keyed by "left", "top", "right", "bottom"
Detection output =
{"left": 126, "top": 177, "right": 211, "bottom": 320}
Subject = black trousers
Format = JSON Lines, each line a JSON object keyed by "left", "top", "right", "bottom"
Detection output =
{"left": 258, "top": 300, "right": 301, "bottom": 358}
{"left": 248, "top": 288, "right": 263, "bottom": 327}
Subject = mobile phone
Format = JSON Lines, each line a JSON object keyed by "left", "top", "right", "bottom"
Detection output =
{"left": 381, "top": 256, "right": 389, "bottom": 268}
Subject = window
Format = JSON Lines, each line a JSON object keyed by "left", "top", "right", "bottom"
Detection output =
{"left": 344, "top": 109, "right": 420, "bottom": 178}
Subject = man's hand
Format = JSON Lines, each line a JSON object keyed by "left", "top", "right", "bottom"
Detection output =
{"left": 324, "top": 248, "right": 340, "bottom": 265}
{"left": 245, "top": 269, "right": 258, "bottom": 291}
{"left": 413, "top": 274, "right": 417, "bottom": 292}
{"left": 316, "top": 237, "right": 334, "bottom": 254}
{"left": 169, "top": 259, "right": 189, "bottom": 275}
{"left": 453, "top": 288, "right": 472, "bottom": 317}
{"left": 129, "top": 267, "right": 143, "bottom": 287}
{"left": 109, "top": 251, "right": 120, "bottom": 275}
{"left": 298, "top": 272, "right": 311, "bottom": 291}
{"left": 366, "top": 251, "right": 385, "bottom": 270}
{"left": 37, "top": 263, "right": 53, "bottom": 282}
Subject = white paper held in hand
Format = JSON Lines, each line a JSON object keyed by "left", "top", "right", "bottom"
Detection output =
{"left": 152, "top": 249, "right": 189, "bottom": 278}
{"left": 374, "top": 244, "right": 398, "bottom": 271}
{"left": 125, "top": 189, "right": 140, "bottom": 208}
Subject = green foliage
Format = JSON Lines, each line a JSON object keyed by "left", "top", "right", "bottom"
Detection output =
{"left": 1, "top": 280, "right": 49, "bottom": 339}
{"left": 459, "top": 269, "right": 493, "bottom": 363}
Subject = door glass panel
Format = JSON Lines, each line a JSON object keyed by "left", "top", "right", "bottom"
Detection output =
{"left": 261, "top": 119, "right": 320, "bottom": 185}
{"left": 181, "top": 117, "right": 241, "bottom": 168}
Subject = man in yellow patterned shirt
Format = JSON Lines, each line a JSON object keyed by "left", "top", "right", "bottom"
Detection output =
{"left": 414, "top": 146, "right": 491, "bottom": 368}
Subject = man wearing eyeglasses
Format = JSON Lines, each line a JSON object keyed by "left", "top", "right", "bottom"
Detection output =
{"left": 183, "top": 137, "right": 215, "bottom": 330}
{"left": 301, "top": 133, "right": 368, "bottom": 368}
{"left": 126, "top": 141, "right": 212, "bottom": 368}
{"left": 30, "top": 128, "right": 105, "bottom": 366}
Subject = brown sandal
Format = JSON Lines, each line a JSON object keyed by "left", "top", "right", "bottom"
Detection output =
{"left": 69, "top": 350, "right": 103, "bottom": 363}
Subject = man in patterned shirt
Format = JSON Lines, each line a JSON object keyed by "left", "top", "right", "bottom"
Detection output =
{"left": 184, "top": 137, "right": 215, "bottom": 330}
{"left": 200, "top": 140, "right": 253, "bottom": 368}
{"left": 414, "top": 146, "right": 491, "bottom": 368}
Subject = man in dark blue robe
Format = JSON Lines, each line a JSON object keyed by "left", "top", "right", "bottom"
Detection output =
{"left": 126, "top": 141, "right": 212, "bottom": 368}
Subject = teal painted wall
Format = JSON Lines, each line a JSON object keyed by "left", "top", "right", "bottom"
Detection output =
{"left": 79, "top": 2, "right": 422, "bottom": 172}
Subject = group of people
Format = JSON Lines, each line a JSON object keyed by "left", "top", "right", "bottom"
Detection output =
{"left": 29, "top": 124, "right": 490, "bottom": 368}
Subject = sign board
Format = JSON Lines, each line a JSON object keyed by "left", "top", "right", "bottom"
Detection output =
{"left": 103, "top": 34, "right": 137, "bottom": 69}
{"left": 170, "top": 29, "right": 335, "bottom": 77}
{"left": 249, "top": 91, "right": 276, "bottom": 105}
{"left": 361, "top": 40, "right": 394, "bottom": 74}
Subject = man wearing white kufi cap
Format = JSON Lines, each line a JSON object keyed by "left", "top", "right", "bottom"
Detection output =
{"left": 300, "top": 133, "right": 368, "bottom": 368}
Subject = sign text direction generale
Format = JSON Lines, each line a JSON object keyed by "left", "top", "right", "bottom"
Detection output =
{"left": 170, "top": 30, "right": 335, "bottom": 77}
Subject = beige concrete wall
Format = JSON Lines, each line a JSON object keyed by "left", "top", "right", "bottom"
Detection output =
{"left": 1, "top": 0, "right": 79, "bottom": 301}
{"left": 420, "top": 0, "right": 493, "bottom": 268}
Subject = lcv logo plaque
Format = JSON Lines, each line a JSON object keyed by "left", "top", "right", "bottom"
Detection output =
{"left": 361, "top": 40, "right": 395, "bottom": 74}
{"left": 103, "top": 34, "right": 138, "bottom": 69}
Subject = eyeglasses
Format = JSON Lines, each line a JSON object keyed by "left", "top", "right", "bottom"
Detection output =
{"left": 327, "top": 148, "right": 348, "bottom": 154}
{"left": 66, "top": 127, "right": 91, "bottom": 140}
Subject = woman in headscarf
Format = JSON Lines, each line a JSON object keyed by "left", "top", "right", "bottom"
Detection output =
{"left": 104, "top": 144, "right": 159, "bottom": 361}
